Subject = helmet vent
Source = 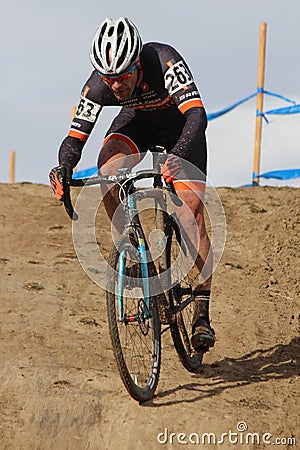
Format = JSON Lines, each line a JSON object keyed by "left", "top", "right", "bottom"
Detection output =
{"left": 108, "top": 26, "right": 114, "bottom": 37}
{"left": 118, "top": 40, "right": 129, "bottom": 70}
{"left": 105, "top": 43, "right": 111, "bottom": 66}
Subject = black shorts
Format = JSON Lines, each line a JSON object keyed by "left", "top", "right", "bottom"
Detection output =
{"left": 104, "top": 107, "right": 207, "bottom": 183}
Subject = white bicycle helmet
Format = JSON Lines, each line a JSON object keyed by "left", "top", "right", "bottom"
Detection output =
{"left": 90, "top": 17, "right": 142, "bottom": 75}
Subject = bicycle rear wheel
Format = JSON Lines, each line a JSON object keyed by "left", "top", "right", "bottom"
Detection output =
{"left": 165, "top": 219, "right": 204, "bottom": 372}
{"left": 106, "top": 233, "right": 161, "bottom": 402}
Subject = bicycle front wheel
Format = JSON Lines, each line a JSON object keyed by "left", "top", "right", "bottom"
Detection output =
{"left": 165, "top": 220, "right": 204, "bottom": 372}
{"left": 106, "top": 233, "right": 161, "bottom": 402}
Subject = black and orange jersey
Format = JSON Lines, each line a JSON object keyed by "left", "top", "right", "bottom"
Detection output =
{"left": 58, "top": 42, "right": 207, "bottom": 169}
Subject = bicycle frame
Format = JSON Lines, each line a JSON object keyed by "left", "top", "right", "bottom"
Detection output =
{"left": 62, "top": 148, "right": 204, "bottom": 395}
{"left": 64, "top": 148, "right": 182, "bottom": 324}
{"left": 118, "top": 189, "right": 151, "bottom": 322}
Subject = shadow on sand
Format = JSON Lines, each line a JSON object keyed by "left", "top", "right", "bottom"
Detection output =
{"left": 145, "top": 336, "right": 299, "bottom": 407}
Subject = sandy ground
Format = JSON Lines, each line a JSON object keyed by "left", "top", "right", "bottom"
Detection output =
{"left": 0, "top": 182, "right": 299, "bottom": 450}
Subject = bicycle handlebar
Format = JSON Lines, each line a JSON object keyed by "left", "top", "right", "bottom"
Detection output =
{"left": 63, "top": 169, "right": 182, "bottom": 220}
{"left": 63, "top": 182, "right": 78, "bottom": 220}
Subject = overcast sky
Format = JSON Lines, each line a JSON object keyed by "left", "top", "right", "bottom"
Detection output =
{"left": 1, "top": 0, "right": 299, "bottom": 187}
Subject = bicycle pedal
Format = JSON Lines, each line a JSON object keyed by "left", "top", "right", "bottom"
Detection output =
{"left": 158, "top": 306, "right": 175, "bottom": 325}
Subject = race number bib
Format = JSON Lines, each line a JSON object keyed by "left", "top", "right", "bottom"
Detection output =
{"left": 164, "top": 60, "right": 194, "bottom": 95}
{"left": 75, "top": 97, "right": 101, "bottom": 122}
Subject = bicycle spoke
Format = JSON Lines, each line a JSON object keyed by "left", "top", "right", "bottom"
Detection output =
{"left": 165, "top": 222, "right": 204, "bottom": 372}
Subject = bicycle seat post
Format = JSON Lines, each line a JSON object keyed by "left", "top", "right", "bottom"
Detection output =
{"left": 152, "top": 147, "right": 166, "bottom": 191}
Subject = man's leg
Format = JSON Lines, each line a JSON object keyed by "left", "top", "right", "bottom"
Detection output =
{"left": 98, "top": 134, "right": 140, "bottom": 233}
{"left": 174, "top": 181, "right": 215, "bottom": 351}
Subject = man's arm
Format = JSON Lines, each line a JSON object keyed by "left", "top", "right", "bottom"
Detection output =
{"left": 160, "top": 44, "right": 208, "bottom": 158}
{"left": 170, "top": 106, "right": 207, "bottom": 159}
{"left": 50, "top": 72, "right": 103, "bottom": 199}
{"left": 58, "top": 136, "right": 84, "bottom": 170}
{"left": 57, "top": 72, "right": 104, "bottom": 171}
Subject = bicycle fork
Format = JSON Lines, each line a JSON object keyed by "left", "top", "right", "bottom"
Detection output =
{"left": 117, "top": 192, "right": 151, "bottom": 325}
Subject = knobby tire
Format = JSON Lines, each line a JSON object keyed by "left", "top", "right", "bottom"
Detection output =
{"left": 165, "top": 217, "right": 204, "bottom": 372}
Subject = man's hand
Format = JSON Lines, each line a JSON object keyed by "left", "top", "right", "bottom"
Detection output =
{"left": 161, "top": 154, "right": 182, "bottom": 183}
{"left": 49, "top": 166, "right": 71, "bottom": 201}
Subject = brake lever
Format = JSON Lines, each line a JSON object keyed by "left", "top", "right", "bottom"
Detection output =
{"left": 168, "top": 182, "right": 183, "bottom": 207}
{"left": 63, "top": 180, "right": 78, "bottom": 220}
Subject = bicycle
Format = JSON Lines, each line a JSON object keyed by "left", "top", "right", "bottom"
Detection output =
{"left": 62, "top": 146, "right": 205, "bottom": 402}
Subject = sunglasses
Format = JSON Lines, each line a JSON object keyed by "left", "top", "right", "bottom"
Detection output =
{"left": 98, "top": 65, "right": 136, "bottom": 84}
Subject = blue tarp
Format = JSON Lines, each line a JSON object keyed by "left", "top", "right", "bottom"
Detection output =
{"left": 260, "top": 89, "right": 296, "bottom": 105}
{"left": 74, "top": 168, "right": 300, "bottom": 182}
{"left": 258, "top": 168, "right": 300, "bottom": 180}
{"left": 207, "top": 93, "right": 256, "bottom": 121}
{"left": 264, "top": 104, "right": 300, "bottom": 116}
{"left": 208, "top": 89, "right": 298, "bottom": 121}
{"left": 72, "top": 166, "right": 98, "bottom": 179}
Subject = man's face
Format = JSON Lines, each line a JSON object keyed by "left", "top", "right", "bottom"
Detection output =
{"left": 104, "top": 68, "right": 138, "bottom": 101}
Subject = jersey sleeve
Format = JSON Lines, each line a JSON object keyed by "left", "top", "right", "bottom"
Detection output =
{"left": 58, "top": 72, "right": 103, "bottom": 169}
{"left": 157, "top": 44, "right": 208, "bottom": 159}
{"left": 68, "top": 73, "right": 103, "bottom": 143}
{"left": 161, "top": 45, "right": 204, "bottom": 114}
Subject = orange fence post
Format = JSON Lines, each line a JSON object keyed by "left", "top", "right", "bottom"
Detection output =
{"left": 9, "top": 151, "right": 16, "bottom": 184}
{"left": 252, "top": 22, "right": 267, "bottom": 186}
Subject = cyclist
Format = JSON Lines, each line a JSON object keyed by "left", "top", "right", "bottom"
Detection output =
{"left": 49, "top": 17, "right": 215, "bottom": 352}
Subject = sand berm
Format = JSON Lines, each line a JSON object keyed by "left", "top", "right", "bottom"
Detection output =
{"left": 0, "top": 182, "right": 299, "bottom": 449}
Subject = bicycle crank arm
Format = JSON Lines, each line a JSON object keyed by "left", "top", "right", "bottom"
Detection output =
{"left": 170, "top": 295, "right": 195, "bottom": 315}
